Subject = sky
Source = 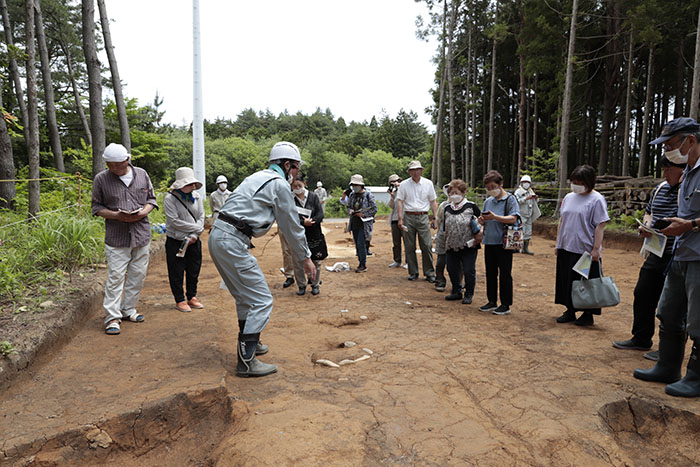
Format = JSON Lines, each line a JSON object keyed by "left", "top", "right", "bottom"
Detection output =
{"left": 102, "top": 0, "right": 439, "bottom": 129}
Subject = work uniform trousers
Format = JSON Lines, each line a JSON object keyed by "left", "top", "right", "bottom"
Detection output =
{"left": 390, "top": 220, "right": 403, "bottom": 264}
{"left": 103, "top": 243, "right": 150, "bottom": 325}
{"left": 209, "top": 227, "right": 273, "bottom": 334}
{"left": 294, "top": 258, "right": 321, "bottom": 288}
{"left": 279, "top": 231, "right": 295, "bottom": 279}
{"left": 521, "top": 218, "right": 533, "bottom": 241}
{"left": 484, "top": 244, "right": 513, "bottom": 307}
{"left": 402, "top": 214, "right": 435, "bottom": 278}
{"left": 630, "top": 253, "right": 671, "bottom": 343}
{"left": 165, "top": 236, "right": 202, "bottom": 303}
{"left": 656, "top": 260, "right": 700, "bottom": 340}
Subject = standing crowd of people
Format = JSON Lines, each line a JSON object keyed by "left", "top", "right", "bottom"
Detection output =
{"left": 90, "top": 117, "right": 700, "bottom": 398}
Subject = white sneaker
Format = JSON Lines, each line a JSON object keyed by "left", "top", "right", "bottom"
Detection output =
{"left": 402, "top": 264, "right": 408, "bottom": 269}
{"left": 388, "top": 261, "right": 401, "bottom": 268}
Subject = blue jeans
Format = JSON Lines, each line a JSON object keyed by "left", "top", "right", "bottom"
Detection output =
{"left": 352, "top": 227, "right": 366, "bottom": 267}
{"left": 656, "top": 260, "right": 700, "bottom": 340}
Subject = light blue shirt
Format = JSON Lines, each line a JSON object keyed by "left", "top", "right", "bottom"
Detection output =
{"left": 482, "top": 194, "right": 520, "bottom": 245}
{"left": 675, "top": 159, "right": 700, "bottom": 261}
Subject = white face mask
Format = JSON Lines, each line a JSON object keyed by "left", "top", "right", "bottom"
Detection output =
{"left": 449, "top": 194, "right": 464, "bottom": 204}
{"left": 664, "top": 137, "right": 689, "bottom": 165}
{"left": 293, "top": 187, "right": 304, "bottom": 195}
{"left": 218, "top": 183, "right": 227, "bottom": 191}
{"left": 352, "top": 186, "right": 362, "bottom": 194}
{"left": 521, "top": 182, "right": 531, "bottom": 190}
{"left": 570, "top": 183, "right": 586, "bottom": 194}
{"left": 487, "top": 188, "right": 501, "bottom": 198}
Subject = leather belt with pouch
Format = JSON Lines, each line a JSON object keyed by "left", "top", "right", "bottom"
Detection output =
{"left": 218, "top": 213, "right": 254, "bottom": 238}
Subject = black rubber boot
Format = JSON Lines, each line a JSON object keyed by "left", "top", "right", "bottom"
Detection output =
{"left": 522, "top": 239, "right": 534, "bottom": 255}
{"left": 238, "top": 320, "right": 269, "bottom": 355}
{"left": 556, "top": 309, "right": 576, "bottom": 323}
{"left": 666, "top": 341, "right": 700, "bottom": 397}
{"left": 236, "top": 333, "right": 277, "bottom": 377}
{"left": 633, "top": 329, "right": 686, "bottom": 384}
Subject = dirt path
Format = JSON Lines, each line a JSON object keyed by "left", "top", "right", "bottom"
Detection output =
{"left": 2, "top": 221, "right": 700, "bottom": 466}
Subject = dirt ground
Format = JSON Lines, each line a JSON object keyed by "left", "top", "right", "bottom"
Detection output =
{"left": 2, "top": 219, "right": 700, "bottom": 466}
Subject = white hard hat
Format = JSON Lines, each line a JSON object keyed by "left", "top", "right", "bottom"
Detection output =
{"left": 350, "top": 174, "right": 365, "bottom": 185}
{"left": 269, "top": 141, "right": 303, "bottom": 164}
{"left": 102, "top": 143, "right": 130, "bottom": 162}
{"left": 317, "top": 181, "right": 323, "bottom": 187}
{"left": 216, "top": 175, "right": 228, "bottom": 185}
{"left": 520, "top": 175, "right": 532, "bottom": 183}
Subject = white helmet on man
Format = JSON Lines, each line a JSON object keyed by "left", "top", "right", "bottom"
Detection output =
{"left": 268, "top": 141, "right": 303, "bottom": 164}
{"left": 216, "top": 175, "right": 228, "bottom": 185}
{"left": 520, "top": 174, "right": 532, "bottom": 183}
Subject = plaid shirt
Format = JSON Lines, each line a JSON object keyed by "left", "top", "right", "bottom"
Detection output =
{"left": 92, "top": 165, "right": 158, "bottom": 248}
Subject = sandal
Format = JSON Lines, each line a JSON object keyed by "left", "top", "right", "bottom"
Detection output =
{"left": 125, "top": 312, "right": 144, "bottom": 322}
{"left": 105, "top": 321, "right": 121, "bottom": 335}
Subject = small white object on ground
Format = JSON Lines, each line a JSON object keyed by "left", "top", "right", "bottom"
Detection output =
{"left": 360, "top": 315, "right": 368, "bottom": 320}
{"left": 39, "top": 300, "right": 54, "bottom": 308}
{"left": 340, "top": 309, "right": 349, "bottom": 313}
{"left": 354, "top": 355, "right": 371, "bottom": 362}
{"left": 343, "top": 341, "right": 356, "bottom": 348}
{"left": 325, "top": 262, "right": 351, "bottom": 272}
{"left": 339, "top": 359, "right": 355, "bottom": 366}
{"left": 362, "top": 348, "right": 373, "bottom": 355}
{"left": 316, "top": 359, "right": 340, "bottom": 368}
{"left": 521, "top": 284, "right": 527, "bottom": 287}
{"left": 405, "top": 301, "right": 412, "bottom": 305}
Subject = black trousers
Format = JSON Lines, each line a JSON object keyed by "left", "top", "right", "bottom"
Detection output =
{"left": 390, "top": 220, "right": 403, "bottom": 263}
{"left": 632, "top": 253, "right": 672, "bottom": 343}
{"left": 436, "top": 254, "right": 446, "bottom": 283}
{"left": 484, "top": 244, "right": 513, "bottom": 306}
{"left": 446, "top": 247, "right": 477, "bottom": 296}
{"left": 554, "top": 249, "right": 602, "bottom": 315}
{"left": 165, "top": 236, "right": 202, "bottom": 303}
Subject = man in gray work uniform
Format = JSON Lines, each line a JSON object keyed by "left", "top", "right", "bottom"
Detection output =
{"left": 209, "top": 141, "right": 315, "bottom": 377}
{"left": 634, "top": 117, "right": 700, "bottom": 398}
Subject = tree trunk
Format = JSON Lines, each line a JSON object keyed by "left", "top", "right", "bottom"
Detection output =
{"left": 622, "top": 31, "right": 633, "bottom": 177}
{"left": 557, "top": 0, "right": 579, "bottom": 217}
{"left": 638, "top": 47, "right": 654, "bottom": 178}
{"left": 1, "top": 0, "right": 29, "bottom": 142}
{"left": 532, "top": 74, "right": 538, "bottom": 156}
{"left": 464, "top": 25, "right": 472, "bottom": 184}
{"left": 60, "top": 39, "right": 92, "bottom": 147}
{"left": 675, "top": 35, "right": 685, "bottom": 118}
{"left": 470, "top": 63, "right": 477, "bottom": 187}
{"left": 82, "top": 0, "right": 105, "bottom": 178}
{"left": 487, "top": 3, "right": 498, "bottom": 171}
{"left": 446, "top": 0, "right": 458, "bottom": 181}
{"left": 97, "top": 0, "right": 130, "bottom": 151}
{"left": 432, "top": 0, "right": 448, "bottom": 185}
{"left": 0, "top": 81, "right": 16, "bottom": 209}
{"left": 690, "top": 6, "right": 700, "bottom": 119}
{"left": 516, "top": 0, "right": 526, "bottom": 181}
{"left": 34, "top": 0, "right": 64, "bottom": 172}
{"left": 25, "top": 0, "right": 40, "bottom": 218}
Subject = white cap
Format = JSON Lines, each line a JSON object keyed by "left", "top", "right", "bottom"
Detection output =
{"left": 350, "top": 174, "right": 365, "bottom": 185}
{"left": 520, "top": 175, "right": 532, "bottom": 183}
{"left": 317, "top": 181, "right": 323, "bottom": 187}
{"left": 268, "top": 141, "right": 303, "bottom": 164}
{"left": 216, "top": 175, "right": 228, "bottom": 184}
{"left": 103, "top": 143, "right": 130, "bottom": 162}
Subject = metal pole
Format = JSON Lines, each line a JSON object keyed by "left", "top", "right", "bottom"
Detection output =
{"left": 192, "top": 0, "right": 206, "bottom": 198}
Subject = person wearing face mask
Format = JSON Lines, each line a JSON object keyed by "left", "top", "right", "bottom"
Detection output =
{"left": 478, "top": 170, "right": 520, "bottom": 315}
{"left": 554, "top": 165, "right": 609, "bottom": 326}
{"left": 634, "top": 117, "right": 700, "bottom": 398}
{"left": 209, "top": 141, "right": 316, "bottom": 377}
{"left": 210, "top": 175, "right": 231, "bottom": 221}
{"left": 340, "top": 174, "right": 377, "bottom": 272}
{"left": 436, "top": 179, "right": 483, "bottom": 304}
{"left": 164, "top": 168, "right": 205, "bottom": 313}
{"left": 612, "top": 155, "right": 684, "bottom": 357}
{"left": 314, "top": 181, "right": 328, "bottom": 214}
{"left": 291, "top": 177, "right": 324, "bottom": 296}
{"left": 514, "top": 175, "right": 540, "bottom": 255}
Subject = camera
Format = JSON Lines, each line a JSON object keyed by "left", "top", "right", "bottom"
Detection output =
{"left": 344, "top": 188, "right": 352, "bottom": 196}
{"left": 388, "top": 185, "right": 397, "bottom": 193}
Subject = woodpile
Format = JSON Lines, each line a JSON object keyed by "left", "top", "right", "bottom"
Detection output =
{"left": 595, "top": 175, "right": 662, "bottom": 216}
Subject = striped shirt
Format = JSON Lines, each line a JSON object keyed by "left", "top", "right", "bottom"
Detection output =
{"left": 646, "top": 181, "right": 679, "bottom": 256}
{"left": 92, "top": 165, "right": 158, "bottom": 248}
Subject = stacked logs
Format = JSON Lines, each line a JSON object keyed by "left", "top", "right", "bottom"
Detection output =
{"left": 594, "top": 175, "right": 663, "bottom": 216}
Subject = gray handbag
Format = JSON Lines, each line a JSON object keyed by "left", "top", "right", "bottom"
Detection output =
{"left": 571, "top": 262, "right": 620, "bottom": 309}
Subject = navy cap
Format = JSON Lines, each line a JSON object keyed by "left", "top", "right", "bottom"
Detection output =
{"left": 650, "top": 117, "right": 700, "bottom": 145}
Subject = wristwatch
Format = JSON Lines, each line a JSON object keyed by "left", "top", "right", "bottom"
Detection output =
{"left": 692, "top": 219, "right": 700, "bottom": 232}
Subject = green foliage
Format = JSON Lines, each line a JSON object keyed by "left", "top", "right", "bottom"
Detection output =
{"left": 525, "top": 149, "right": 558, "bottom": 182}
{"left": 607, "top": 209, "right": 645, "bottom": 232}
{"left": 0, "top": 341, "right": 17, "bottom": 357}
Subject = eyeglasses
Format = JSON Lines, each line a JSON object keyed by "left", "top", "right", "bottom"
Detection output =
{"left": 663, "top": 135, "right": 689, "bottom": 151}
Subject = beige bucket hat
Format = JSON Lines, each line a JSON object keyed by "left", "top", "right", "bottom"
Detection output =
{"left": 170, "top": 167, "right": 203, "bottom": 191}
{"left": 407, "top": 160, "right": 424, "bottom": 170}
{"left": 349, "top": 174, "right": 365, "bottom": 185}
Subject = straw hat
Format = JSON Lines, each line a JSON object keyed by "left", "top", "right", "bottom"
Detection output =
{"left": 170, "top": 167, "right": 203, "bottom": 191}
{"left": 407, "top": 160, "right": 424, "bottom": 170}
{"left": 388, "top": 174, "right": 400, "bottom": 183}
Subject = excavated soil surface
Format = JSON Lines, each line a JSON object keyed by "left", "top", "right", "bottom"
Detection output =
{"left": 2, "top": 220, "right": 700, "bottom": 466}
